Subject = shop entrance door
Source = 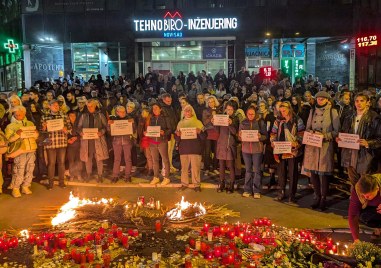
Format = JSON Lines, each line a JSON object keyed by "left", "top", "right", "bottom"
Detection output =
{"left": 172, "top": 62, "right": 206, "bottom": 77}
{"left": 190, "top": 62, "right": 206, "bottom": 74}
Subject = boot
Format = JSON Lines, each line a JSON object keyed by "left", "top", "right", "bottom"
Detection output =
{"left": 47, "top": 179, "right": 54, "bottom": 190}
{"left": 12, "top": 188, "right": 21, "bottom": 198}
{"left": 318, "top": 197, "right": 327, "bottom": 211}
{"left": 217, "top": 181, "right": 225, "bottom": 193}
{"left": 311, "top": 197, "right": 321, "bottom": 209}
{"left": 97, "top": 175, "right": 104, "bottom": 183}
{"left": 21, "top": 186, "right": 32, "bottom": 195}
{"left": 275, "top": 190, "right": 285, "bottom": 201}
{"left": 124, "top": 176, "right": 132, "bottom": 183}
{"left": 59, "top": 181, "right": 66, "bottom": 188}
{"left": 226, "top": 181, "right": 234, "bottom": 194}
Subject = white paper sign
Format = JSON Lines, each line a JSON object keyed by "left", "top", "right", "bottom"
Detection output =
{"left": 338, "top": 133, "right": 360, "bottom": 150}
{"left": 273, "top": 141, "right": 292, "bottom": 154}
{"left": 46, "top": 119, "right": 64, "bottom": 132}
{"left": 213, "top": 114, "right": 229, "bottom": 126}
{"left": 110, "top": 120, "right": 133, "bottom": 136}
{"left": 241, "top": 130, "right": 259, "bottom": 142}
{"left": 82, "top": 128, "right": 99, "bottom": 140}
{"left": 180, "top": 128, "right": 197, "bottom": 139}
{"left": 20, "top": 126, "right": 36, "bottom": 139}
{"left": 302, "top": 132, "right": 323, "bottom": 148}
{"left": 146, "top": 126, "right": 161, "bottom": 138}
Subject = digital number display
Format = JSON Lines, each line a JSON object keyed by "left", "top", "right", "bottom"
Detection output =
{"left": 356, "top": 35, "right": 378, "bottom": 48}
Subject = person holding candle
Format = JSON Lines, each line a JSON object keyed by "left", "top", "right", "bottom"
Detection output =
{"left": 108, "top": 105, "right": 136, "bottom": 183}
{"left": 303, "top": 91, "right": 340, "bottom": 211}
{"left": 212, "top": 101, "right": 239, "bottom": 193}
{"left": 175, "top": 105, "right": 206, "bottom": 192}
{"left": 5, "top": 106, "right": 39, "bottom": 197}
{"left": 270, "top": 101, "right": 305, "bottom": 203}
{"left": 239, "top": 106, "right": 268, "bottom": 198}
{"left": 348, "top": 173, "right": 381, "bottom": 242}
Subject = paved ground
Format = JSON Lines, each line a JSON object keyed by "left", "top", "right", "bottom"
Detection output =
{"left": 0, "top": 173, "right": 352, "bottom": 232}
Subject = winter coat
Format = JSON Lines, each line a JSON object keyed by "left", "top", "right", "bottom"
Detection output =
{"left": 239, "top": 118, "right": 268, "bottom": 154}
{"left": 147, "top": 114, "right": 171, "bottom": 143}
{"left": 202, "top": 107, "right": 221, "bottom": 141}
{"left": 215, "top": 115, "right": 239, "bottom": 160}
{"left": 5, "top": 117, "right": 38, "bottom": 153}
{"left": 107, "top": 116, "right": 136, "bottom": 146}
{"left": 340, "top": 110, "right": 381, "bottom": 174}
{"left": 160, "top": 101, "right": 179, "bottom": 133}
{"left": 77, "top": 111, "right": 109, "bottom": 162}
{"left": 303, "top": 103, "right": 340, "bottom": 174}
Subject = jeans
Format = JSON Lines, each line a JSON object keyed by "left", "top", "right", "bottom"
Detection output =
{"left": 47, "top": 147, "right": 66, "bottom": 183}
{"left": 144, "top": 147, "right": 153, "bottom": 170}
{"left": 85, "top": 149, "right": 103, "bottom": 176}
{"left": 34, "top": 145, "right": 47, "bottom": 177}
{"left": 150, "top": 142, "right": 170, "bottom": 178}
{"left": 66, "top": 144, "right": 82, "bottom": 178}
{"left": 242, "top": 152, "right": 263, "bottom": 194}
{"left": 310, "top": 173, "right": 329, "bottom": 198}
{"left": 112, "top": 142, "right": 132, "bottom": 178}
{"left": 11, "top": 152, "right": 35, "bottom": 189}
{"left": 277, "top": 157, "right": 298, "bottom": 198}
{"left": 205, "top": 139, "right": 218, "bottom": 171}
{"left": 180, "top": 154, "right": 202, "bottom": 187}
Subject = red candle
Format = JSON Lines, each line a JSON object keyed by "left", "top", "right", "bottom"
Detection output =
{"left": 133, "top": 229, "right": 139, "bottom": 237}
{"left": 185, "top": 244, "right": 190, "bottom": 254}
{"left": 155, "top": 220, "right": 162, "bottom": 233}
{"left": 103, "top": 252, "right": 111, "bottom": 267}
{"left": 200, "top": 241, "right": 207, "bottom": 253}
{"left": 80, "top": 253, "right": 86, "bottom": 264}
{"left": 213, "top": 243, "right": 222, "bottom": 257}
{"left": 189, "top": 238, "right": 195, "bottom": 248}
{"left": 59, "top": 238, "right": 67, "bottom": 249}
{"left": 121, "top": 235, "right": 128, "bottom": 248}
{"left": 87, "top": 251, "right": 95, "bottom": 263}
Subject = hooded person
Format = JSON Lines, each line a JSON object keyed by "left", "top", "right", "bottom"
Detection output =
{"left": 175, "top": 105, "right": 207, "bottom": 192}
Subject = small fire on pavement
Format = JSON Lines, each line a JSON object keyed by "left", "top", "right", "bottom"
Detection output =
{"left": 166, "top": 196, "right": 206, "bottom": 223}
{"left": 51, "top": 192, "right": 113, "bottom": 226}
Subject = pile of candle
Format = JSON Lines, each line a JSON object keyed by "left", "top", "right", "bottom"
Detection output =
{"left": 0, "top": 233, "right": 19, "bottom": 252}
{"left": 136, "top": 196, "right": 161, "bottom": 210}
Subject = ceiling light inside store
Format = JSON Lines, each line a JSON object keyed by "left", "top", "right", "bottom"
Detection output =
{"left": 265, "top": 32, "right": 271, "bottom": 36}
{"left": 295, "top": 32, "right": 300, "bottom": 36}
{"left": 264, "top": 39, "right": 268, "bottom": 43}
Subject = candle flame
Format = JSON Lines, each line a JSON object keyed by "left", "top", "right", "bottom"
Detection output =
{"left": 51, "top": 192, "right": 113, "bottom": 226}
{"left": 19, "top": 230, "right": 29, "bottom": 239}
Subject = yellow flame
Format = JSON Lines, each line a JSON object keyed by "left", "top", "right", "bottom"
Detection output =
{"left": 51, "top": 192, "right": 113, "bottom": 226}
{"left": 166, "top": 196, "right": 206, "bottom": 220}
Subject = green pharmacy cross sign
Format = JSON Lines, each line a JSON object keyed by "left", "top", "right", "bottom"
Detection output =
{"left": 3, "top": 39, "right": 19, "bottom": 53}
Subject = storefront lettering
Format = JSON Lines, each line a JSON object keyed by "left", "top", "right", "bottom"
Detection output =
{"left": 133, "top": 16, "right": 238, "bottom": 32}
{"left": 31, "top": 63, "right": 63, "bottom": 71}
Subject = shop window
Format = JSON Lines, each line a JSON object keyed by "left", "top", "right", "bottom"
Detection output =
{"left": 152, "top": 47, "right": 176, "bottom": 60}
{"left": 176, "top": 46, "right": 201, "bottom": 60}
{"left": 207, "top": 61, "right": 226, "bottom": 77}
{"left": 73, "top": 43, "right": 100, "bottom": 80}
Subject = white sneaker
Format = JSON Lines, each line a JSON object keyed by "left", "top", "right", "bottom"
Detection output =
{"left": 131, "top": 166, "right": 137, "bottom": 173}
{"left": 21, "top": 186, "right": 32, "bottom": 195}
{"left": 242, "top": 192, "right": 252, "bottom": 198}
{"left": 161, "top": 178, "right": 171, "bottom": 186}
{"left": 253, "top": 193, "right": 261, "bottom": 199}
{"left": 12, "top": 188, "right": 21, "bottom": 198}
{"left": 213, "top": 169, "right": 220, "bottom": 175}
{"left": 204, "top": 170, "right": 209, "bottom": 176}
{"left": 150, "top": 177, "right": 160, "bottom": 185}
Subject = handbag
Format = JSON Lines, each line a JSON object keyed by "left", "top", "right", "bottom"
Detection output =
{"left": 6, "top": 140, "right": 24, "bottom": 158}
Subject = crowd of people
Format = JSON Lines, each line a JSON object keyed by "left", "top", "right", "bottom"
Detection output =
{"left": 0, "top": 67, "right": 381, "bottom": 241}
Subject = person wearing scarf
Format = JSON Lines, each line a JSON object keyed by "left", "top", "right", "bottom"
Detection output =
{"left": 349, "top": 174, "right": 381, "bottom": 242}
{"left": 175, "top": 105, "right": 206, "bottom": 192}
{"left": 303, "top": 91, "right": 340, "bottom": 211}
{"left": 5, "top": 105, "right": 39, "bottom": 197}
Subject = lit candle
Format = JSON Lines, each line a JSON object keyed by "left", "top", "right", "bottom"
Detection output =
{"left": 207, "top": 230, "right": 213, "bottom": 242}
{"left": 155, "top": 220, "right": 162, "bottom": 233}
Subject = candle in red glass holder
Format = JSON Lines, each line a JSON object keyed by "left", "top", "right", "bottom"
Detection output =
{"left": 203, "top": 223, "right": 209, "bottom": 232}
{"left": 117, "top": 228, "right": 123, "bottom": 239}
{"left": 80, "top": 252, "right": 86, "bottom": 264}
{"left": 228, "top": 231, "right": 235, "bottom": 239}
{"left": 111, "top": 223, "right": 117, "bottom": 230}
{"left": 59, "top": 238, "right": 67, "bottom": 249}
{"left": 189, "top": 238, "right": 195, "bottom": 248}
{"left": 121, "top": 235, "right": 128, "bottom": 248}
{"left": 87, "top": 251, "right": 95, "bottom": 263}
{"left": 201, "top": 241, "right": 207, "bottom": 253}
{"left": 205, "top": 249, "right": 214, "bottom": 260}
{"left": 185, "top": 256, "right": 192, "bottom": 268}
{"left": 103, "top": 252, "right": 111, "bottom": 267}
{"left": 155, "top": 220, "right": 162, "bottom": 233}
{"left": 133, "top": 229, "right": 139, "bottom": 237}
{"left": 213, "top": 243, "right": 222, "bottom": 257}
{"left": 185, "top": 244, "right": 190, "bottom": 254}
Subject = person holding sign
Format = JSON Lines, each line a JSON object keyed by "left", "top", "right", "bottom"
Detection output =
{"left": 202, "top": 96, "right": 221, "bottom": 176}
{"left": 77, "top": 99, "right": 109, "bottom": 183}
{"left": 338, "top": 93, "right": 381, "bottom": 176}
{"left": 270, "top": 101, "right": 305, "bottom": 203}
{"left": 303, "top": 91, "right": 340, "bottom": 211}
{"left": 175, "top": 105, "right": 206, "bottom": 192}
{"left": 212, "top": 101, "right": 239, "bottom": 194}
{"left": 5, "top": 106, "right": 38, "bottom": 197}
{"left": 239, "top": 106, "right": 268, "bottom": 199}
{"left": 145, "top": 103, "right": 171, "bottom": 186}
{"left": 108, "top": 106, "right": 136, "bottom": 183}
{"left": 41, "top": 100, "right": 71, "bottom": 190}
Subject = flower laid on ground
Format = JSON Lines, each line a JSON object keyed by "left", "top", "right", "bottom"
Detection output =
{"left": 348, "top": 241, "right": 381, "bottom": 268}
